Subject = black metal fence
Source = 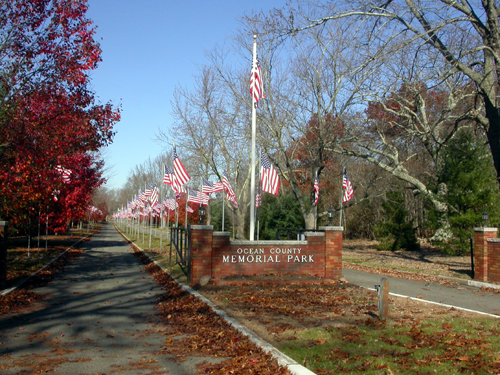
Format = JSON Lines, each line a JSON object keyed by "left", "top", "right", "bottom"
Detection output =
{"left": 170, "top": 226, "right": 191, "bottom": 282}
{"left": 275, "top": 228, "right": 323, "bottom": 240}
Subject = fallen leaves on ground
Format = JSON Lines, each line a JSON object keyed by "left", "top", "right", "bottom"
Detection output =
{"left": 132, "top": 249, "right": 291, "bottom": 375}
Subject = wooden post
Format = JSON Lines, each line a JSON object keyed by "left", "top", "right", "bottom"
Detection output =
{"left": 375, "top": 277, "right": 390, "bottom": 320}
{"left": 0, "top": 221, "right": 9, "bottom": 289}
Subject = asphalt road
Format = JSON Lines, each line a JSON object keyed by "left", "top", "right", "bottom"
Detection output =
{"left": 343, "top": 268, "right": 500, "bottom": 317}
{"left": 0, "top": 222, "right": 221, "bottom": 375}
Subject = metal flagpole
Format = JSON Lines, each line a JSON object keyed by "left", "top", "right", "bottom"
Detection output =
{"left": 256, "top": 151, "right": 261, "bottom": 240}
{"left": 249, "top": 35, "right": 258, "bottom": 241}
{"left": 339, "top": 168, "right": 344, "bottom": 226}
{"left": 149, "top": 208, "right": 152, "bottom": 248}
{"left": 159, "top": 185, "right": 163, "bottom": 251}
{"left": 222, "top": 190, "right": 225, "bottom": 231}
{"left": 185, "top": 194, "right": 188, "bottom": 227}
{"left": 314, "top": 171, "right": 318, "bottom": 230}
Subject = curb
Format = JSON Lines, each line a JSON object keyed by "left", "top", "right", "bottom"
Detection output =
{"left": 118, "top": 227, "right": 316, "bottom": 375}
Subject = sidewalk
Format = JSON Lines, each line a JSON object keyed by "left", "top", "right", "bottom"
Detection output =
{"left": 0, "top": 223, "right": 227, "bottom": 374}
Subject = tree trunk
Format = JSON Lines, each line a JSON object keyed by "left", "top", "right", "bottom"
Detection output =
{"left": 429, "top": 183, "right": 453, "bottom": 243}
{"left": 234, "top": 209, "right": 245, "bottom": 240}
{"left": 484, "top": 96, "right": 500, "bottom": 183}
{"left": 304, "top": 210, "right": 316, "bottom": 230}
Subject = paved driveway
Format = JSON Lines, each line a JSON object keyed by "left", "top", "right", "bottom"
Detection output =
{"left": 343, "top": 268, "right": 500, "bottom": 317}
{"left": 0, "top": 222, "right": 217, "bottom": 374}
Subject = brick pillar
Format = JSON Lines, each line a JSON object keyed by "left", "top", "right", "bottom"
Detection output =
{"left": 319, "top": 226, "right": 343, "bottom": 280}
{"left": 474, "top": 227, "right": 497, "bottom": 282}
{"left": 190, "top": 225, "right": 213, "bottom": 286}
{"left": 0, "top": 221, "right": 8, "bottom": 289}
{"left": 213, "top": 231, "right": 231, "bottom": 253}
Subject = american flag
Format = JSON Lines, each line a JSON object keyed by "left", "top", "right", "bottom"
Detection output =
{"left": 202, "top": 178, "right": 224, "bottom": 194}
{"left": 163, "top": 165, "right": 174, "bottom": 185}
{"left": 228, "top": 194, "right": 238, "bottom": 208}
{"left": 137, "top": 189, "right": 146, "bottom": 204}
{"left": 342, "top": 169, "right": 354, "bottom": 203}
{"left": 260, "top": 151, "right": 279, "bottom": 196}
{"left": 143, "top": 186, "right": 152, "bottom": 200}
{"left": 187, "top": 205, "right": 194, "bottom": 213}
{"left": 188, "top": 189, "right": 209, "bottom": 205}
{"left": 255, "top": 193, "right": 261, "bottom": 208}
{"left": 164, "top": 197, "right": 178, "bottom": 211}
{"left": 313, "top": 174, "right": 319, "bottom": 206}
{"left": 55, "top": 165, "right": 72, "bottom": 184}
{"left": 173, "top": 146, "right": 190, "bottom": 185}
{"left": 222, "top": 171, "right": 236, "bottom": 198}
{"left": 250, "top": 56, "right": 265, "bottom": 108}
{"left": 150, "top": 185, "right": 159, "bottom": 207}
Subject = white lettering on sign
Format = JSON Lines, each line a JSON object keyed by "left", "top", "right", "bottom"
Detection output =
{"left": 236, "top": 248, "right": 265, "bottom": 255}
{"left": 222, "top": 248, "right": 312, "bottom": 263}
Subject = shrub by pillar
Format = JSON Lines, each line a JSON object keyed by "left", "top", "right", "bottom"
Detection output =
{"left": 474, "top": 227, "right": 497, "bottom": 282}
{"left": 190, "top": 225, "right": 213, "bottom": 286}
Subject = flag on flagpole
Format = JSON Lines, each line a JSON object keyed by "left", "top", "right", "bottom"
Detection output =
{"left": 202, "top": 178, "right": 224, "bottom": 194}
{"left": 143, "top": 185, "right": 152, "bottom": 199}
{"left": 164, "top": 197, "right": 178, "bottom": 211}
{"left": 222, "top": 171, "right": 236, "bottom": 198}
{"left": 250, "top": 56, "right": 265, "bottom": 108}
{"left": 313, "top": 173, "right": 319, "bottom": 206}
{"left": 186, "top": 206, "right": 194, "bottom": 213}
{"left": 173, "top": 146, "right": 190, "bottom": 185}
{"left": 163, "top": 165, "right": 175, "bottom": 185}
{"left": 55, "top": 165, "right": 72, "bottom": 183}
{"left": 187, "top": 189, "right": 209, "bottom": 205}
{"left": 228, "top": 194, "right": 239, "bottom": 208}
{"left": 342, "top": 169, "right": 354, "bottom": 203}
{"left": 260, "top": 151, "right": 279, "bottom": 196}
{"left": 255, "top": 193, "right": 261, "bottom": 208}
{"left": 150, "top": 185, "right": 159, "bottom": 207}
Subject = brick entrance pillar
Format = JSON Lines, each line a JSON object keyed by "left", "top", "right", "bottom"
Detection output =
{"left": 190, "top": 225, "right": 213, "bottom": 285}
{"left": 474, "top": 227, "right": 498, "bottom": 282}
{"left": 319, "top": 225, "right": 343, "bottom": 280}
{"left": 0, "top": 221, "right": 8, "bottom": 289}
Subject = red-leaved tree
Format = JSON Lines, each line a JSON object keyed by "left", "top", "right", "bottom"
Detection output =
{"left": 0, "top": 0, "right": 120, "bottom": 234}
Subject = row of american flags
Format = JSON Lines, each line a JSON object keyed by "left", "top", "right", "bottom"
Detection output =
{"left": 115, "top": 145, "right": 287, "bottom": 220}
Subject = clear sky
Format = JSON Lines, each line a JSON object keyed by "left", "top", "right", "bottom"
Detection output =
{"left": 86, "top": 0, "right": 286, "bottom": 190}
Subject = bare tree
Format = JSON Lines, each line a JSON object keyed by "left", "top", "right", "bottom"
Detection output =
{"left": 263, "top": 0, "right": 500, "bottom": 183}
{"left": 158, "top": 58, "right": 254, "bottom": 239}
{"left": 238, "top": 12, "right": 390, "bottom": 229}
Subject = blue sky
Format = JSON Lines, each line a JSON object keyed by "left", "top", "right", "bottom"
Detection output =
{"left": 87, "top": 0, "right": 286, "bottom": 190}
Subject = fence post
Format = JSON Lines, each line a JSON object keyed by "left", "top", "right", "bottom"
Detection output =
{"left": 0, "top": 221, "right": 9, "bottom": 289}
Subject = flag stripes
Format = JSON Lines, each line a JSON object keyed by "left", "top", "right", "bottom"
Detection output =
{"left": 260, "top": 151, "right": 279, "bottom": 196}
{"left": 342, "top": 169, "right": 353, "bottom": 203}
{"left": 173, "top": 146, "right": 190, "bottom": 185}
{"left": 250, "top": 57, "right": 265, "bottom": 108}
{"left": 313, "top": 174, "right": 319, "bottom": 206}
